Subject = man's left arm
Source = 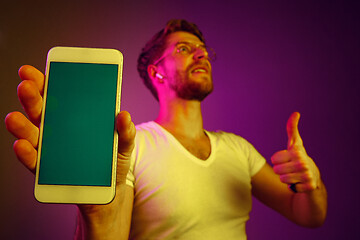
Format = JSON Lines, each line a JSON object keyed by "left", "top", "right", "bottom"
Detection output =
{"left": 251, "top": 112, "right": 327, "bottom": 227}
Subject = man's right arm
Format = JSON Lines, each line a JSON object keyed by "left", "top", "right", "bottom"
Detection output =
{"left": 5, "top": 65, "right": 135, "bottom": 240}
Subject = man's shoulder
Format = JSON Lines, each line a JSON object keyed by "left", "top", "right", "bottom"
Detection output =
{"left": 207, "top": 129, "right": 253, "bottom": 149}
{"left": 135, "top": 121, "right": 156, "bottom": 131}
{"left": 207, "top": 129, "right": 244, "bottom": 140}
{"left": 134, "top": 121, "right": 165, "bottom": 140}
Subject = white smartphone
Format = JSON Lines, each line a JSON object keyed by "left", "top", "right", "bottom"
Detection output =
{"left": 34, "top": 47, "right": 123, "bottom": 204}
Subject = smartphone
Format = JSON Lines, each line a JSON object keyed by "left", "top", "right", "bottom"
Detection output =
{"left": 34, "top": 47, "right": 123, "bottom": 204}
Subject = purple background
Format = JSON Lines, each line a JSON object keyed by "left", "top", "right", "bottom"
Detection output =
{"left": 1, "top": 0, "right": 359, "bottom": 239}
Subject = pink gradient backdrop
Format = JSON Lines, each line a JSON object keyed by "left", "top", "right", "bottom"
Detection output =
{"left": 1, "top": 0, "right": 359, "bottom": 239}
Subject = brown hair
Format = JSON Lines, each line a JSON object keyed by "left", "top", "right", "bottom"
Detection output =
{"left": 137, "top": 19, "right": 205, "bottom": 101}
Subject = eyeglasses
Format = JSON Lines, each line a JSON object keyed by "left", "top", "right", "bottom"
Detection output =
{"left": 153, "top": 41, "right": 216, "bottom": 65}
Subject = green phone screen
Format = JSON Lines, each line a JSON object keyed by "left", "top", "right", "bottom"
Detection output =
{"left": 38, "top": 62, "right": 119, "bottom": 186}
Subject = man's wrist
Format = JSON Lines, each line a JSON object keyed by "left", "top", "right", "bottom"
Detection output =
{"left": 76, "top": 205, "right": 122, "bottom": 240}
{"left": 74, "top": 184, "right": 128, "bottom": 240}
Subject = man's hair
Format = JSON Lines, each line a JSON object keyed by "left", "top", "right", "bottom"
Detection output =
{"left": 137, "top": 19, "right": 205, "bottom": 101}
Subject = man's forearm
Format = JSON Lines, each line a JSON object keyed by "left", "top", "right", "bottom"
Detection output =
{"left": 74, "top": 207, "right": 125, "bottom": 240}
{"left": 73, "top": 184, "right": 134, "bottom": 240}
{"left": 291, "top": 179, "right": 327, "bottom": 227}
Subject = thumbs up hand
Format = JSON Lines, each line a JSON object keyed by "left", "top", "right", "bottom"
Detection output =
{"left": 271, "top": 112, "right": 321, "bottom": 193}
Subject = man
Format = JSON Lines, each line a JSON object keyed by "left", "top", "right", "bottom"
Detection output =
{"left": 5, "top": 19, "right": 327, "bottom": 239}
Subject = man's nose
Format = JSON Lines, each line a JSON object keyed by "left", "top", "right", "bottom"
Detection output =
{"left": 193, "top": 48, "right": 209, "bottom": 60}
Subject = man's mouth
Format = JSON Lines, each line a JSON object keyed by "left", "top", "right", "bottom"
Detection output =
{"left": 192, "top": 68, "right": 207, "bottom": 73}
{"left": 191, "top": 65, "right": 209, "bottom": 74}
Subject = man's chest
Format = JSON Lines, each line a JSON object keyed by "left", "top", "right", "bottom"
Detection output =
{"left": 132, "top": 141, "right": 252, "bottom": 216}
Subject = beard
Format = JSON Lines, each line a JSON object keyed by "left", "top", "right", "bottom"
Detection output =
{"left": 169, "top": 64, "right": 213, "bottom": 101}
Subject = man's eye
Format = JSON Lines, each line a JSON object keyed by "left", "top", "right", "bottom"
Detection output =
{"left": 177, "top": 45, "right": 191, "bottom": 53}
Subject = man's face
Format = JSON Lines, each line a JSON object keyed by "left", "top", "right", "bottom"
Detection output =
{"left": 156, "top": 31, "right": 213, "bottom": 101}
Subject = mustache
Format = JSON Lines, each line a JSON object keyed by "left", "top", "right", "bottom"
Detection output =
{"left": 187, "top": 60, "right": 211, "bottom": 73}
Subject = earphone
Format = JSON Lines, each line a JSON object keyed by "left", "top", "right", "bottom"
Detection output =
{"left": 155, "top": 73, "right": 164, "bottom": 79}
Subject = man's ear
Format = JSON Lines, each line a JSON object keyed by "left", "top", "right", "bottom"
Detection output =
{"left": 148, "top": 64, "right": 164, "bottom": 83}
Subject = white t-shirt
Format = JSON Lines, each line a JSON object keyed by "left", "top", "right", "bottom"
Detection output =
{"left": 126, "top": 121, "right": 266, "bottom": 239}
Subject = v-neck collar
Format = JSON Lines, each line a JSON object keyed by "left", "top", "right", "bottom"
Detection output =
{"left": 151, "top": 121, "right": 216, "bottom": 167}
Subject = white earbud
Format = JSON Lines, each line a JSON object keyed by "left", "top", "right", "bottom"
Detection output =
{"left": 155, "top": 73, "right": 164, "bottom": 79}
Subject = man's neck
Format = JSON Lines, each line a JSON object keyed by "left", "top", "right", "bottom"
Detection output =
{"left": 155, "top": 99, "right": 205, "bottom": 140}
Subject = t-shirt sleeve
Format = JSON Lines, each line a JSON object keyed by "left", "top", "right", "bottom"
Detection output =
{"left": 125, "top": 143, "right": 136, "bottom": 188}
{"left": 215, "top": 131, "right": 266, "bottom": 177}
{"left": 224, "top": 132, "right": 266, "bottom": 177}
{"left": 245, "top": 140, "right": 266, "bottom": 177}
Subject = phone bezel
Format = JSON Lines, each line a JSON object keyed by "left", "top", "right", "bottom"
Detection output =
{"left": 34, "top": 46, "right": 123, "bottom": 204}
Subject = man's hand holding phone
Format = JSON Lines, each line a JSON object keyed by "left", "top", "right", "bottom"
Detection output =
{"left": 5, "top": 64, "right": 135, "bottom": 238}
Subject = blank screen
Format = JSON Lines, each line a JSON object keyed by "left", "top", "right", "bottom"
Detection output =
{"left": 38, "top": 62, "right": 118, "bottom": 186}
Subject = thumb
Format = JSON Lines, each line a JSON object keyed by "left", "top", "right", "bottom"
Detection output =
{"left": 116, "top": 111, "right": 135, "bottom": 185}
{"left": 286, "top": 112, "right": 303, "bottom": 150}
{"left": 116, "top": 111, "right": 135, "bottom": 158}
